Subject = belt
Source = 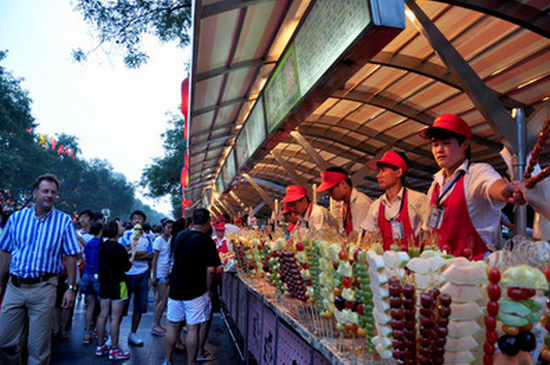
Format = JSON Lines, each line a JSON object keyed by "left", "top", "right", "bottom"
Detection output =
{"left": 10, "top": 273, "right": 57, "bottom": 286}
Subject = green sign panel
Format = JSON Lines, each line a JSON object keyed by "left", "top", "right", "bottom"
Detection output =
{"left": 264, "top": 43, "right": 301, "bottom": 134}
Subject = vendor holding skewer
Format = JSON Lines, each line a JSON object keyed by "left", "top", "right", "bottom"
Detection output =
{"left": 314, "top": 167, "right": 373, "bottom": 236}
{"left": 420, "top": 113, "right": 525, "bottom": 259}
{"left": 361, "top": 151, "right": 428, "bottom": 251}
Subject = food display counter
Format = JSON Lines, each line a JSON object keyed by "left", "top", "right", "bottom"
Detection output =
{"left": 219, "top": 232, "right": 550, "bottom": 365}
{"left": 221, "top": 271, "right": 382, "bottom": 365}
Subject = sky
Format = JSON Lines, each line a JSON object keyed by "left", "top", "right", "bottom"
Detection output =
{"left": 0, "top": 0, "right": 191, "bottom": 216}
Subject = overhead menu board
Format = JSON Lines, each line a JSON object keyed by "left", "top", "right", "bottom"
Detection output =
{"left": 215, "top": 174, "right": 225, "bottom": 193}
{"left": 216, "top": 0, "right": 378, "bottom": 188}
{"left": 295, "top": 0, "right": 370, "bottom": 94}
{"left": 235, "top": 126, "right": 250, "bottom": 169}
{"left": 245, "top": 96, "right": 267, "bottom": 156}
{"left": 264, "top": 44, "right": 301, "bottom": 133}
{"left": 263, "top": 0, "right": 370, "bottom": 135}
{"left": 224, "top": 149, "right": 236, "bottom": 183}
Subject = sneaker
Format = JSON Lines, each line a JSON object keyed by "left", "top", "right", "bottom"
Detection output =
{"left": 105, "top": 335, "right": 112, "bottom": 347}
{"left": 83, "top": 334, "right": 91, "bottom": 344}
{"left": 109, "top": 347, "right": 131, "bottom": 360}
{"left": 196, "top": 350, "right": 216, "bottom": 362}
{"left": 95, "top": 344, "right": 109, "bottom": 357}
{"left": 128, "top": 333, "right": 144, "bottom": 347}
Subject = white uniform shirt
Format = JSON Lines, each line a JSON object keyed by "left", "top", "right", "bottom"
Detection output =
{"left": 362, "top": 187, "right": 428, "bottom": 238}
{"left": 425, "top": 160, "right": 505, "bottom": 250}
{"left": 300, "top": 204, "right": 339, "bottom": 233}
{"left": 224, "top": 223, "right": 241, "bottom": 235}
{"left": 345, "top": 188, "right": 373, "bottom": 235}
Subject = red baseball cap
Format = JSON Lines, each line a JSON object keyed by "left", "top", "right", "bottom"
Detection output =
{"left": 214, "top": 224, "right": 226, "bottom": 231}
{"left": 315, "top": 171, "right": 348, "bottom": 193}
{"left": 217, "top": 216, "right": 228, "bottom": 222}
{"left": 419, "top": 113, "right": 472, "bottom": 140}
{"left": 366, "top": 151, "right": 408, "bottom": 173}
{"left": 235, "top": 218, "right": 244, "bottom": 224}
{"left": 281, "top": 185, "right": 308, "bottom": 203}
{"left": 279, "top": 203, "right": 292, "bottom": 216}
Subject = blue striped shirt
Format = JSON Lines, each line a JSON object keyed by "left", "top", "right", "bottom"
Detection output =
{"left": 0, "top": 206, "right": 81, "bottom": 278}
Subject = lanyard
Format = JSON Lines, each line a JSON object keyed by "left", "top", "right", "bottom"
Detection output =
{"left": 300, "top": 204, "right": 314, "bottom": 228}
{"left": 343, "top": 200, "right": 351, "bottom": 230}
{"left": 387, "top": 189, "right": 407, "bottom": 221}
{"left": 435, "top": 170, "right": 465, "bottom": 207}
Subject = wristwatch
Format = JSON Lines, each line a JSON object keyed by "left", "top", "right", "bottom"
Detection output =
{"left": 67, "top": 284, "right": 77, "bottom": 291}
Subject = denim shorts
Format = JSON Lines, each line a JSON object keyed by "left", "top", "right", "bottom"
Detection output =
{"left": 81, "top": 273, "right": 100, "bottom": 296}
{"left": 125, "top": 271, "right": 149, "bottom": 314}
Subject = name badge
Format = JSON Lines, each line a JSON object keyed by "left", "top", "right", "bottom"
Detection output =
{"left": 428, "top": 206, "right": 445, "bottom": 229}
{"left": 391, "top": 221, "right": 404, "bottom": 240}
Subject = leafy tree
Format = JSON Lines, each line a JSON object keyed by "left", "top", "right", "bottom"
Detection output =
{"left": 128, "top": 199, "right": 165, "bottom": 225}
{"left": 74, "top": 0, "right": 192, "bottom": 68}
{"left": 0, "top": 52, "right": 139, "bottom": 217}
{"left": 141, "top": 114, "right": 186, "bottom": 218}
{"left": 0, "top": 50, "right": 49, "bottom": 198}
{"left": 0, "top": 50, "right": 36, "bottom": 134}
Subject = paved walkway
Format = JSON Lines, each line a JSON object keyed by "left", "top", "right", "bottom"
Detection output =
{"left": 51, "top": 293, "right": 243, "bottom": 365}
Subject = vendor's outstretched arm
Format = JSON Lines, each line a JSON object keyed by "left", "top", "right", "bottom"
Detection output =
{"left": 489, "top": 179, "right": 526, "bottom": 205}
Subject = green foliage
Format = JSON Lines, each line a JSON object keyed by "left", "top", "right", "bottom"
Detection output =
{"left": 0, "top": 52, "right": 138, "bottom": 218}
{"left": 141, "top": 113, "right": 186, "bottom": 218}
{"left": 0, "top": 50, "right": 36, "bottom": 134}
{"left": 74, "top": 0, "right": 192, "bottom": 68}
{"left": 129, "top": 199, "right": 166, "bottom": 225}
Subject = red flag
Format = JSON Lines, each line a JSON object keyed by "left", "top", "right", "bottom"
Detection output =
{"left": 57, "top": 145, "right": 63, "bottom": 155}
{"left": 51, "top": 138, "right": 56, "bottom": 151}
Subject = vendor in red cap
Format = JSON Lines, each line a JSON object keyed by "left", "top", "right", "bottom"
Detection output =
{"left": 213, "top": 224, "right": 230, "bottom": 254}
{"left": 234, "top": 217, "right": 245, "bottom": 230}
{"left": 280, "top": 203, "right": 299, "bottom": 236}
{"left": 420, "top": 113, "right": 525, "bottom": 259}
{"left": 362, "top": 151, "right": 428, "bottom": 250}
{"left": 282, "top": 185, "right": 339, "bottom": 233}
{"left": 216, "top": 214, "right": 240, "bottom": 235}
{"left": 315, "top": 168, "right": 372, "bottom": 236}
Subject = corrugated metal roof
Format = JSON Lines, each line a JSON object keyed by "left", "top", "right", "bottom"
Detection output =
{"left": 188, "top": 0, "right": 550, "bottom": 216}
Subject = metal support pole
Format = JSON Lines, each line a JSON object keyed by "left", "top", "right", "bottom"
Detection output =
{"left": 210, "top": 204, "right": 222, "bottom": 217}
{"left": 270, "top": 150, "right": 312, "bottom": 195}
{"left": 514, "top": 108, "right": 527, "bottom": 236}
{"left": 229, "top": 191, "right": 247, "bottom": 210}
{"left": 243, "top": 173, "right": 275, "bottom": 211}
{"left": 290, "top": 131, "right": 331, "bottom": 171}
{"left": 406, "top": 0, "right": 518, "bottom": 153}
{"left": 216, "top": 196, "right": 238, "bottom": 217}
{"left": 253, "top": 202, "right": 266, "bottom": 215}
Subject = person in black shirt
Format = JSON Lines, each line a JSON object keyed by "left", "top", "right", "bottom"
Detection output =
{"left": 95, "top": 219, "right": 137, "bottom": 360}
{"left": 163, "top": 209, "right": 221, "bottom": 365}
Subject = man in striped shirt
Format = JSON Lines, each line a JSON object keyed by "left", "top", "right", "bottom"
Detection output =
{"left": 0, "top": 174, "right": 81, "bottom": 365}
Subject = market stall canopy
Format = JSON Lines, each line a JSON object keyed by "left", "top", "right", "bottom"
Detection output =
{"left": 187, "top": 0, "right": 550, "bottom": 216}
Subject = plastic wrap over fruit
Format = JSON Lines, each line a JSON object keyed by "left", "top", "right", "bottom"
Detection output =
{"left": 487, "top": 236, "right": 550, "bottom": 272}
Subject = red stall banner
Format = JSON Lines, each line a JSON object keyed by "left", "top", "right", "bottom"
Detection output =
{"left": 180, "top": 76, "right": 192, "bottom": 216}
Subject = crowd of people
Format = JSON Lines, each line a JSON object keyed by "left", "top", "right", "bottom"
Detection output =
{"left": 1, "top": 113, "right": 549, "bottom": 365}
{"left": 0, "top": 173, "right": 235, "bottom": 365}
